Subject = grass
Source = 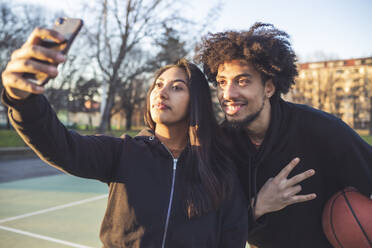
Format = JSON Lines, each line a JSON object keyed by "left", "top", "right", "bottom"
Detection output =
{"left": 0, "top": 129, "right": 141, "bottom": 148}
{"left": 0, "top": 130, "right": 26, "bottom": 147}
{"left": 362, "top": 135, "right": 372, "bottom": 145}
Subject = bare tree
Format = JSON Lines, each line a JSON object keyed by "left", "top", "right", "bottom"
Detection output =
{"left": 149, "top": 24, "right": 188, "bottom": 68}
{"left": 83, "top": 0, "right": 185, "bottom": 132}
{"left": 45, "top": 53, "right": 80, "bottom": 113}
{"left": 114, "top": 75, "right": 147, "bottom": 130}
{"left": 45, "top": 40, "right": 94, "bottom": 115}
{"left": 112, "top": 46, "right": 153, "bottom": 130}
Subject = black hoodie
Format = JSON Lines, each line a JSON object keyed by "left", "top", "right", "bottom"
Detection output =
{"left": 2, "top": 91, "right": 248, "bottom": 248}
{"left": 224, "top": 97, "right": 372, "bottom": 248}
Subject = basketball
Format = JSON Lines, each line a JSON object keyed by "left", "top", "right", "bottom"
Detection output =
{"left": 322, "top": 187, "right": 372, "bottom": 248}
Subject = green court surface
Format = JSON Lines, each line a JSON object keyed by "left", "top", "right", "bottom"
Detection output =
{"left": 0, "top": 174, "right": 108, "bottom": 248}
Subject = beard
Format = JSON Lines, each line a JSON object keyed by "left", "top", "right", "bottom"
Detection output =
{"left": 225, "top": 99, "right": 265, "bottom": 129}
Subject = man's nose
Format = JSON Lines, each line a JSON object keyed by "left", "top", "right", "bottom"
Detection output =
{"left": 223, "top": 82, "right": 239, "bottom": 99}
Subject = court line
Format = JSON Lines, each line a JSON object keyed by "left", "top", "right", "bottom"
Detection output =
{"left": 0, "top": 225, "right": 94, "bottom": 248}
{"left": 0, "top": 194, "right": 108, "bottom": 224}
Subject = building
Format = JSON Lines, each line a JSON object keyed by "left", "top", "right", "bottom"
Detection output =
{"left": 285, "top": 57, "right": 372, "bottom": 130}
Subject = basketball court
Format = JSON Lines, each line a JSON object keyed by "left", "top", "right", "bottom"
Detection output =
{"left": 0, "top": 158, "right": 108, "bottom": 248}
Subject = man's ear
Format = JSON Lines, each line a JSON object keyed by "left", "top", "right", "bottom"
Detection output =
{"left": 265, "top": 79, "right": 276, "bottom": 98}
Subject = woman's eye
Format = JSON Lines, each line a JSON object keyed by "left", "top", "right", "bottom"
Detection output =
{"left": 155, "top": 82, "right": 163, "bottom": 88}
{"left": 172, "top": 85, "right": 182, "bottom": 91}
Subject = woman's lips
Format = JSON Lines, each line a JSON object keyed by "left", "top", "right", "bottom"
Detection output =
{"left": 154, "top": 103, "right": 170, "bottom": 110}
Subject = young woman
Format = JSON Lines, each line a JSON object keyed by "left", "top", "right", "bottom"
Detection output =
{"left": 2, "top": 28, "right": 248, "bottom": 247}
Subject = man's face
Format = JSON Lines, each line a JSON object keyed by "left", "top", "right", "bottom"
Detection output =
{"left": 216, "top": 60, "right": 275, "bottom": 127}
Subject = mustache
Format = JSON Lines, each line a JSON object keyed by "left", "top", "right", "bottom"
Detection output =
{"left": 221, "top": 99, "right": 248, "bottom": 106}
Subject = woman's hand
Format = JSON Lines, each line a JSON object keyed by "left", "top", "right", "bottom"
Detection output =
{"left": 253, "top": 158, "right": 317, "bottom": 220}
{"left": 1, "top": 27, "right": 66, "bottom": 100}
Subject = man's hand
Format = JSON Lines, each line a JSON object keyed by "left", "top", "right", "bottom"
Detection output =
{"left": 1, "top": 27, "right": 66, "bottom": 100}
{"left": 253, "top": 158, "right": 316, "bottom": 220}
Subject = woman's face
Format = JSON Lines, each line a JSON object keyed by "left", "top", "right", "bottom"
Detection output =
{"left": 150, "top": 67, "right": 190, "bottom": 126}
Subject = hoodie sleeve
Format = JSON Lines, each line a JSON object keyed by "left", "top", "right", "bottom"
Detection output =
{"left": 1, "top": 90, "right": 125, "bottom": 182}
{"left": 326, "top": 117, "right": 372, "bottom": 196}
{"left": 246, "top": 206, "right": 269, "bottom": 241}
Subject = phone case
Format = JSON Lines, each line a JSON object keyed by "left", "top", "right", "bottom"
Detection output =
{"left": 23, "top": 18, "right": 83, "bottom": 86}
{"left": 52, "top": 18, "right": 83, "bottom": 55}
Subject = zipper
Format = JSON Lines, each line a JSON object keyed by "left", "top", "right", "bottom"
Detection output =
{"left": 160, "top": 141, "right": 178, "bottom": 248}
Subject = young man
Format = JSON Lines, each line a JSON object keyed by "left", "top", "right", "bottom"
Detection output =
{"left": 195, "top": 22, "right": 372, "bottom": 247}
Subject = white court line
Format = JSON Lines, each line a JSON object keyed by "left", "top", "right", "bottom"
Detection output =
{"left": 0, "top": 194, "right": 108, "bottom": 224}
{"left": 0, "top": 225, "right": 94, "bottom": 248}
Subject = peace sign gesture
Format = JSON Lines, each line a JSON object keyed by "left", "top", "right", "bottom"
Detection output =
{"left": 253, "top": 158, "right": 317, "bottom": 220}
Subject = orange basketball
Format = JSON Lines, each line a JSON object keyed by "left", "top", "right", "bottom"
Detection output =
{"left": 322, "top": 187, "right": 372, "bottom": 248}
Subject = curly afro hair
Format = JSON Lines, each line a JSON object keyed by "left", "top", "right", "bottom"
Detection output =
{"left": 194, "top": 22, "right": 298, "bottom": 96}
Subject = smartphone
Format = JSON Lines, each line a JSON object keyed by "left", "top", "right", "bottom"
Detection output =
{"left": 23, "top": 17, "right": 84, "bottom": 86}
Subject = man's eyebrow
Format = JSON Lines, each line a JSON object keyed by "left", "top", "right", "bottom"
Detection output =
{"left": 216, "top": 73, "right": 252, "bottom": 79}
{"left": 235, "top": 73, "right": 252, "bottom": 78}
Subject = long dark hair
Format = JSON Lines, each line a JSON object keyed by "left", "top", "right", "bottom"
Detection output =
{"left": 145, "top": 59, "right": 235, "bottom": 218}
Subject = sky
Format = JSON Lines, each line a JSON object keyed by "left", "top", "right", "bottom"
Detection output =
{"left": 12, "top": 0, "right": 372, "bottom": 63}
